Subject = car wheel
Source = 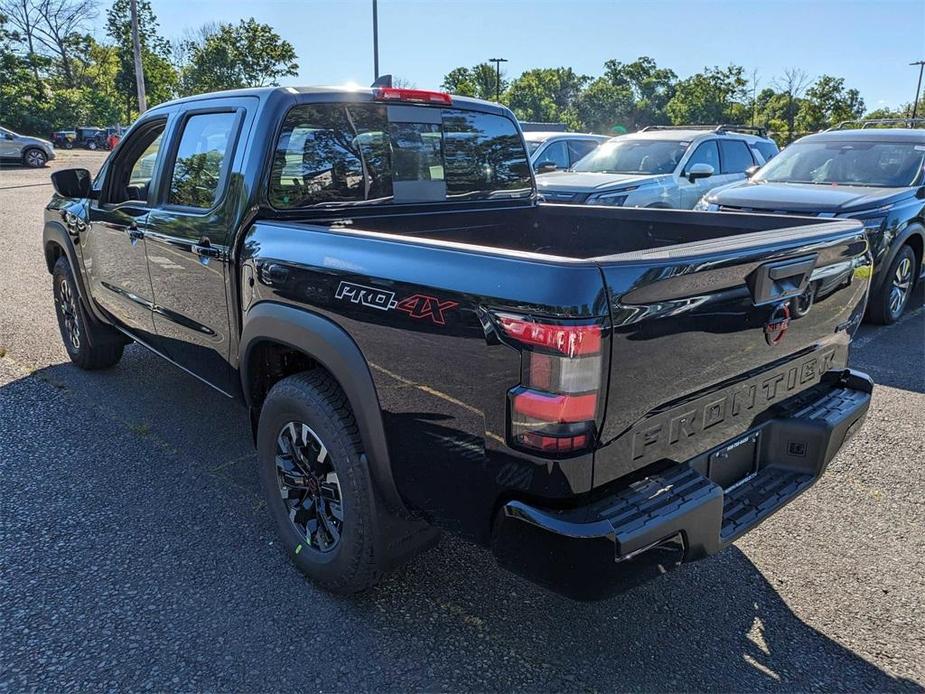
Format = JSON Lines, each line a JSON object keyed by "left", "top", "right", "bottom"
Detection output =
{"left": 64, "top": 141, "right": 73, "bottom": 149}
{"left": 868, "top": 244, "right": 918, "bottom": 325}
{"left": 52, "top": 256, "right": 125, "bottom": 369}
{"left": 87, "top": 140, "right": 97, "bottom": 150}
{"left": 23, "top": 147, "right": 47, "bottom": 168}
{"left": 257, "top": 371, "right": 393, "bottom": 594}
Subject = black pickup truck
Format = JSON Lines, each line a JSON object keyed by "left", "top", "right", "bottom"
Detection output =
{"left": 44, "top": 86, "right": 874, "bottom": 599}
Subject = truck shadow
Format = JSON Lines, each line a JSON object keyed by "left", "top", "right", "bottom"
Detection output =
{"left": 7, "top": 355, "right": 919, "bottom": 692}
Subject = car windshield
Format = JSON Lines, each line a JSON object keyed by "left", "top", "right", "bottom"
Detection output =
{"left": 571, "top": 138, "right": 688, "bottom": 174}
{"left": 756, "top": 140, "right": 925, "bottom": 187}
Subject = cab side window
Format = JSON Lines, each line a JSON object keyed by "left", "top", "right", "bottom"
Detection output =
{"left": 103, "top": 119, "right": 166, "bottom": 205}
{"left": 685, "top": 140, "right": 720, "bottom": 172}
{"left": 538, "top": 140, "right": 570, "bottom": 170}
{"left": 166, "top": 112, "right": 236, "bottom": 209}
{"left": 568, "top": 139, "right": 599, "bottom": 166}
{"left": 719, "top": 139, "right": 756, "bottom": 173}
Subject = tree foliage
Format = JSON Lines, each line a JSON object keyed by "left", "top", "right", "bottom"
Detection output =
{"left": 0, "top": 0, "right": 303, "bottom": 134}
{"left": 176, "top": 19, "right": 297, "bottom": 95}
{"left": 505, "top": 67, "right": 588, "bottom": 127}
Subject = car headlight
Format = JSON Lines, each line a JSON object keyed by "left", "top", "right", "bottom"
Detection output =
{"left": 694, "top": 199, "right": 719, "bottom": 212}
{"left": 586, "top": 191, "right": 629, "bottom": 206}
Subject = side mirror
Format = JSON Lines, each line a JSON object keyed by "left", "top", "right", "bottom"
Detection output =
{"left": 536, "top": 161, "right": 558, "bottom": 174}
{"left": 686, "top": 163, "right": 714, "bottom": 182}
{"left": 745, "top": 165, "right": 760, "bottom": 178}
{"left": 51, "top": 168, "right": 94, "bottom": 199}
{"left": 916, "top": 186, "right": 925, "bottom": 200}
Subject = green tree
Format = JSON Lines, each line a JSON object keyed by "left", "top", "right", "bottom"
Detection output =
{"left": 573, "top": 77, "right": 633, "bottom": 133}
{"left": 602, "top": 56, "right": 676, "bottom": 128}
{"left": 666, "top": 65, "right": 749, "bottom": 125}
{"left": 178, "top": 18, "right": 296, "bottom": 95}
{"left": 796, "top": 74, "right": 865, "bottom": 132}
{"left": 440, "top": 62, "right": 506, "bottom": 100}
{"left": 505, "top": 67, "right": 588, "bottom": 127}
{"left": 106, "top": 0, "right": 177, "bottom": 119}
{"left": 441, "top": 66, "right": 476, "bottom": 96}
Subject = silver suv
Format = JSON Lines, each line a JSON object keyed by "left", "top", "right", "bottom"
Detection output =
{"left": 0, "top": 126, "right": 56, "bottom": 168}
{"left": 523, "top": 131, "right": 610, "bottom": 173}
{"left": 536, "top": 125, "right": 778, "bottom": 208}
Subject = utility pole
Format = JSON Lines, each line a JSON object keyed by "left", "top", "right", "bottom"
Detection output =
{"left": 372, "top": 0, "right": 379, "bottom": 81}
{"left": 488, "top": 57, "right": 507, "bottom": 102}
{"left": 911, "top": 60, "right": 925, "bottom": 119}
{"left": 130, "top": 0, "right": 146, "bottom": 114}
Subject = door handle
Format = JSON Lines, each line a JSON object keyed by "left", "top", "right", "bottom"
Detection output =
{"left": 193, "top": 243, "right": 221, "bottom": 259}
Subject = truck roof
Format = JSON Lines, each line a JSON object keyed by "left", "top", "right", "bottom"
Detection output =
{"left": 152, "top": 85, "right": 509, "bottom": 116}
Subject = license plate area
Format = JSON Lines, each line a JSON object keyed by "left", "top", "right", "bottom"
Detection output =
{"left": 708, "top": 432, "right": 759, "bottom": 489}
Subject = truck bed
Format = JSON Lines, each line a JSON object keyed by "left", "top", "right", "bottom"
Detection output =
{"left": 244, "top": 204, "right": 870, "bottom": 542}
{"left": 308, "top": 203, "right": 838, "bottom": 260}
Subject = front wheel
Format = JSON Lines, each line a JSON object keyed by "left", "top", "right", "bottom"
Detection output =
{"left": 52, "top": 256, "right": 125, "bottom": 369}
{"left": 23, "top": 147, "right": 47, "bottom": 168}
{"left": 868, "top": 244, "right": 918, "bottom": 325}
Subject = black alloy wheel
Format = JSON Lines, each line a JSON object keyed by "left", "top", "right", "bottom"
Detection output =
{"left": 275, "top": 420, "right": 344, "bottom": 552}
{"left": 54, "top": 271, "right": 81, "bottom": 352}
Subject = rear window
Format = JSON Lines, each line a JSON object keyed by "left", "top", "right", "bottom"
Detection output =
{"left": 269, "top": 103, "right": 532, "bottom": 209}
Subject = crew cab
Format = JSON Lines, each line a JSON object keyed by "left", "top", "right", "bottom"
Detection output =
{"left": 696, "top": 122, "right": 925, "bottom": 324}
{"left": 44, "top": 86, "right": 873, "bottom": 599}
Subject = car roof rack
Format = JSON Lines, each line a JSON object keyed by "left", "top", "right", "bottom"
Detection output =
{"left": 639, "top": 124, "right": 768, "bottom": 137}
{"left": 825, "top": 118, "right": 925, "bottom": 131}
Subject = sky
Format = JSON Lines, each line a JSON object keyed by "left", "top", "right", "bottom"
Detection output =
{"left": 94, "top": 0, "right": 925, "bottom": 110}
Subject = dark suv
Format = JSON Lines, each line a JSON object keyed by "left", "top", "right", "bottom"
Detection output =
{"left": 697, "top": 120, "right": 925, "bottom": 324}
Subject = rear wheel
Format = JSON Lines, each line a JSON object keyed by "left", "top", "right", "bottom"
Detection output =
{"left": 257, "top": 371, "right": 384, "bottom": 594}
{"left": 868, "top": 244, "right": 918, "bottom": 325}
{"left": 23, "top": 147, "right": 47, "bottom": 168}
{"left": 52, "top": 256, "right": 125, "bottom": 369}
{"left": 86, "top": 140, "right": 97, "bottom": 151}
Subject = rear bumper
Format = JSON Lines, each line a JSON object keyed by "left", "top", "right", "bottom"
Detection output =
{"left": 490, "top": 369, "right": 872, "bottom": 600}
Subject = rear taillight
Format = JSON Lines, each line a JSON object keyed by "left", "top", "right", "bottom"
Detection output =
{"left": 494, "top": 311, "right": 605, "bottom": 455}
{"left": 373, "top": 87, "right": 452, "bottom": 105}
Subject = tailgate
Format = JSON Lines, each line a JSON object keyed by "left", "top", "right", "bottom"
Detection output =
{"left": 593, "top": 219, "right": 871, "bottom": 487}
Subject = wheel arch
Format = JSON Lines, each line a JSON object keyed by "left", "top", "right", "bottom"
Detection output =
{"left": 239, "top": 301, "right": 406, "bottom": 515}
{"left": 872, "top": 223, "right": 924, "bottom": 295}
{"left": 43, "top": 221, "right": 112, "bottom": 325}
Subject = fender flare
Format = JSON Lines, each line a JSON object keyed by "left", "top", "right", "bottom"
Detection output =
{"left": 870, "top": 223, "right": 924, "bottom": 296}
{"left": 239, "top": 301, "right": 405, "bottom": 514}
{"left": 43, "top": 220, "right": 111, "bottom": 325}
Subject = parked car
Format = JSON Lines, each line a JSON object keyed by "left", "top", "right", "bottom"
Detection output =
{"left": 536, "top": 125, "right": 779, "bottom": 208}
{"left": 523, "top": 131, "right": 610, "bottom": 172}
{"left": 73, "top": 126, "right": 108, "bottom": 150}
{"left": 51, "top": 130, "right": 76, "bottom": 149}
{"left": 44, "top": 86, "right": 872, "bottom": 600}
{"left": 696, "top": 120, "right": 925, "bottom": 324}
{"left": 0, "top": 126, "right": 56, "bottom": 167}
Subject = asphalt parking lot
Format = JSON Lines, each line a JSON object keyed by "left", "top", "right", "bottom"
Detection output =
{"left": 1, "top": 151, "right": 923, "bottom": 692}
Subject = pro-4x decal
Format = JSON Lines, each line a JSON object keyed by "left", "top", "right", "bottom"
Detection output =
{"left": 335, "top": 281, "right": 458, "bottom": 326}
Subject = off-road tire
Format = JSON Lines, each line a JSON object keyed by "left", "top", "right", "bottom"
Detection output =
{"left": 868, "top": 244, "right": 918, "bottom": 325}
{"left": 257, "top": 371, "right": 388, "bottom": 594}
{"left": 52, "top": 256, "right": 125, "bottom": 369}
